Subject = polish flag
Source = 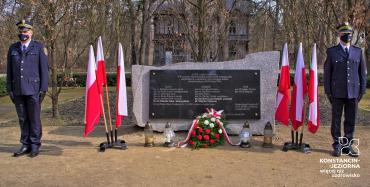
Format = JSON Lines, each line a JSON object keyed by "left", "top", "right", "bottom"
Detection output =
{"left": 290, "top": 43, "right": 307, "bottom": 130}
{"left": 84, "top": 45, "right": 101, "bottom": 136}
{"left": 308, "top": 43, "right": 320, "bottom": 133}
{"left": 96, "top": 36, "right": 107, "bottom": 94}
{"left": 115, "top": 43, "right": 128, "bottom": 128}
{"left": 275, "top": 43, "right": 291, "bottom": 125}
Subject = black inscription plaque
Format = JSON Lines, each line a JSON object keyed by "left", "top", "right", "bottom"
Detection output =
{"left": 149, "top": 70, "right": 260, "bottom": 119}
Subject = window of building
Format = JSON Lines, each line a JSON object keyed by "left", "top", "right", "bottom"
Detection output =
{"left": 229, "top": 21, "right": 236, "bottom": 34}
{"left": 166, "top": 22, "right": 172, "bottom": 34}
{"left": 229, "top": 43, "right": 237, "bottom": 57}
{"left": 239, "top": 23, "right": 246, "bottom": 35}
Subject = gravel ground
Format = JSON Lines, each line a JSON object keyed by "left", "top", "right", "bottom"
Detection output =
{"left": 0, "top": 125, "right": 369, "bottom": 187}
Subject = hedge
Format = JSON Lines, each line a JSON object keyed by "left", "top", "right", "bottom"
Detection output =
{"left": 0, "top": 77, "right": 6, "bottom": 97}
{"left": 57, "top": 72, "right": 131, "bottom": 87}
{"left": 0, "top": 72, "right": 131, "bottom": 97}
{"left": 278, "top": 73, "right": 370, "bottom": 88}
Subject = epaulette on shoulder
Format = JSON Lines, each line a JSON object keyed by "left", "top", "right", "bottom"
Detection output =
{"left": 10, "top": 42, "right": 20, "bottom": 48}
{"left": 328, "top": 45, "right": 337, "bottom": 49}
{"left": 327, "top": 45, "right": 337, "bottom": 51}
{"left": 32, "top": 40, "right": 42, "bottom": 46}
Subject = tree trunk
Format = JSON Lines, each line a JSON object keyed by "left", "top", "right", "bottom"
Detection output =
{"left": 196, "top": 0, "right": 205, "bottom": 62}
{"left": 128, "top": 0, "right": 137, "bottom": 65}
{"left": 272, "top": 0, "right": 279, "bottom": 51}
{"left": 366, "top": 27, "right": 370, "bottom": 74}
{"left": 139, "top": 0, "right": 149, "bottom": 65}
{"left": 216, "top": 0, "right": 228, "bottom": 61}
{"left": 50, "top": 41, "right": 59, "bottom": 118}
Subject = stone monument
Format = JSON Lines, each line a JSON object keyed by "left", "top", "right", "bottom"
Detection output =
{"left": 132, "top": 51, "right": 279, "bottom": 135}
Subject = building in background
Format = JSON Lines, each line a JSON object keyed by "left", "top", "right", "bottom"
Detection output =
{"left": 150, "top": 0, "right": 252, "bottom": 66}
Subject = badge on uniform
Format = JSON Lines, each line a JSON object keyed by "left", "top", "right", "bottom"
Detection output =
{"left": 43, "top": 47, "right": 48, "bottom": 56}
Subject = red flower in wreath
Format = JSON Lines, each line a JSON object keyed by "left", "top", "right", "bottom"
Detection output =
{"left": 215, "top": 134, "right": 220, "bottom": 139}
{"left": 194, "top": 123, "right": 198, "bottom": 128}
{"left": 181, "top": 109, "right": 227, "bottom": 149}
{"left": 198, "top": 127, "right": 203, "bottom": 133}
{"left": 203, "top": 135, "right": 209, "bottom": 141}
{"left": 191, "top": 130, "right": 196, "bottom": 136}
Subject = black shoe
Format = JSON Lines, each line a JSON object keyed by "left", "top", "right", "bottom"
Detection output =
{"left": 29, "top": 151, "right": 39, "bottom": 158}
{"left": 13, "top": 146, "right": 31, "bottom": 157}
{"left": 341, "top": 147, "right": 349, "bottom": 154}
{"left": 332, "top": 148, "right": 341, "bottom": 157}
{"left": 347, "top": 147, "right": 359, "bottom": 157}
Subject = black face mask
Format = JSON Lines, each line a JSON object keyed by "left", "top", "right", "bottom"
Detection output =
{"left": 340, "top": 34, "right": 352, "bottom": 43}
{"left": 18, "top": 34, "right": 30, "bottom": 41}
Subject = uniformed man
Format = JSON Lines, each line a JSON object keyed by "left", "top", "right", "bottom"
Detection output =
{"left": 6, "top": 19, "right": 49, "bottom": 158}
{"left": 324, "top": 22, "right": 367, "bottom": 157}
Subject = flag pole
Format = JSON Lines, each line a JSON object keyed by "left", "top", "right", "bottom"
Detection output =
{"left": 114, "top": 44, "right": 119, "bottom": 143}
{"left": 282, "top": 121, "right": 296, "bottom": 151}
{"left": 115, "top": 128, "right": 118, "bottom": 142}
{"left": 105, "top": 85, "right": 114, "bottom": 144}
{"left": 290, "top": 125, "right": 295, "bottom": 145}
{"left": 299, "top": 93, "right": 309, "bottom": 147}
{"left": 99, "top": 94, "right": 110, "bottom": 145}
{"left": 295, "top": 129, "right": 299, "bottom": 147}
{"left": 291, "top": 129, "right": 294, "bottom": 144}
{"left": 299, "top": 104, "right": 306, "bottom": 147}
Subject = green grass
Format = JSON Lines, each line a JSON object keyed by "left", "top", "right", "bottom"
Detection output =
{"left": 41, "top": 87, "right": 86, "bottom": 108}
{"left": 0, "top": 87, "right": 122, "bottom": 125}
{"left": 0, "top": 87, "right": 86, "bottom": 123}
{"left": 359, "top": 89, "right": 370, "bottom": 111}
{"left": 318, "top": 86, "right": 370, "bottom": 111}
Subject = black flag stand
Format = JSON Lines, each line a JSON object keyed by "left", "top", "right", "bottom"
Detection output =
{"left": 99, "top": 128, "right": 127, "bottom": 152}
{"left": 298, "top": 118, "right": 311, "bottom": 153}
{"left": 98, "top": 94, "right": 111, "bottom": 151}
{"left": 282, "top": 100, "right": 311, "bottom": 154}
{"left": 282, "top": 128, "right": 310, "bottom": 153}
{"left": 282, "top": 127, "right": 297, "bottom": 151}
{"left": 99, "top": 84, "right": 128, "bottom": 152}
{"left": 112, "top": 127, "right": 127, "bottom": 150}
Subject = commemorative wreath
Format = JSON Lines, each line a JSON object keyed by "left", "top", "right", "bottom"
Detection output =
{"left": 188, "top": 109, "right": 228, "bottom": 149}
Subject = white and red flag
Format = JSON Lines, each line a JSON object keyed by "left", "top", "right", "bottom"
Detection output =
{"left": 84, "top": 45, "right": 102, "bottom": 136}
{"left": 275, "top": 43, "right": 291, "bottom": 125}
{"left": 96, "top": 36, "right": 107, "bottom": 94}
{"left": 308, "top": 43, "right": 320, "bottom": 133}
{"left": 115, "top": 43, "right": 128, "bottom": 128}
{"left": 290, "top": 43, "right": 307, "bottom": 130}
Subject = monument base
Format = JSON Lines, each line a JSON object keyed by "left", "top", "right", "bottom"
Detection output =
{"left": 136, "top": 119, "right": 267, "bottom": 135}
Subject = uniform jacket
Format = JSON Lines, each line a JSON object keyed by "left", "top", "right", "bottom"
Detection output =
{"left": 324, "top": 44, "right": 367, "bottom": 99}
{"left": 6, "top": 40, "right": 49, "bottom": 96}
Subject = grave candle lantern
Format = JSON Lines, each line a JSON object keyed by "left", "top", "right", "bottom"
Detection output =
{"left": 163, "top": 122, "right": 176, "bottom": 147}
{"left": 144, "top": 121, "right": 154, "bottom": 147}
{"left": 263, "top": 121, "right": 273, "bottom": 148}
{"left": 239, "top": 121, "right": 252, "bottom": 148}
